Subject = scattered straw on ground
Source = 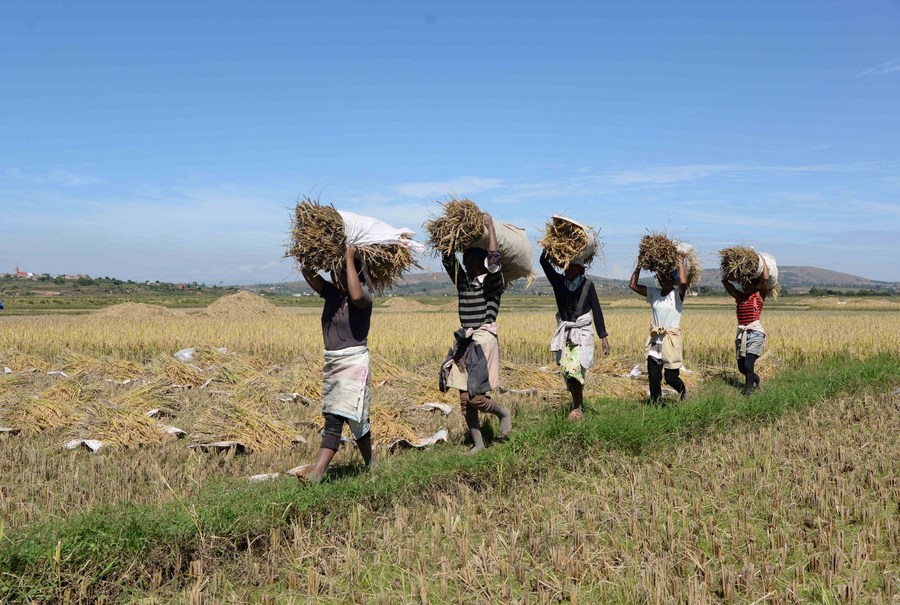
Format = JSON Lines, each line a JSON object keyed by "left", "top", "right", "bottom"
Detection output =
{"left": 73, "top": 403, "right": 169, "bottom": 449}
{"left": 201, "top": 292, "right": 281, "bottom": 319}
{"left": 0, "top": 352, "right": 51, "bottom": 372}
{"left": 158, "top": 357, "right": 207, "bottom": 387}
{"left": 368, "top": 405, "right": 419, "bottom": 446}
{"left": 0, "top": 394, "right": 81, "bottom": 432}
{"left": 190, "top": 402, "right": 298, "bottom": 452}
{"left": 423, "top": 198, "right": 485, "bottom": 255}
{"left": 538, "top": 216, "right": 594, "bottom": 269}
{"left": 719, "top": 246, "right": 759, "bottom": 283}
{"left": 92, "top": 302, "right": 182, "bottom": 320}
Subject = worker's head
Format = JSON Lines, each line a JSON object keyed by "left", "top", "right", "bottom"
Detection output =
{"left": 656, "top": 268, "right": 678, "bottom": 289}
{"left": 334, "top": 257, "right": 366, "bottom": 291}
{"left": 564, "top": 260, "right": 585, "bottom": 282}
{"left": 462, "top": 248, "right": 489, "bottom": 277}
{"left": 742, "top": 276, "right": 761, "bottom": 294}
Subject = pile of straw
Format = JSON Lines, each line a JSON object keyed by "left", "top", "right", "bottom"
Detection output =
{"left": 159, "top": 357, "right": 207, "bottom": 387}
{"left": 0, "top": 394, "right": 80, "bottom": 432}
{"left": 288, "top": 196, "right": 420, "bottom": 291}
{"left": 423, "top": 198, "right": 485, "bottom": 255}
{"left": 368, "top": 405, "right": 419, "bottom": 446}
{"left": 538, "top": 216, "right": 594, "bottom": 269}
{"left": 190, "top": 402, "right": 298, "bottom": 452}
{"left": 116, "top": 379, "right": 175, "bottom": 413}
{"left": 719, "top": 246, "right": 760, "bottom": 283}
{"left": 1, "top": 352, "right": 50, "bottom": 372}
{"left": 201, "top": 292, "right": 281, "bottom": 319}
{"left": 637, "top": 232, "right": 680, "bottom": 275}
{"left": 73, "top": 403, "right": 169, "bottom": 449}
{"left": 61, "top": 351, "right": 143, "bottom": 381}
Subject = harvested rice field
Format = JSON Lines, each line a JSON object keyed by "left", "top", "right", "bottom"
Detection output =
{"left": 0, "top": 294, "right": 898, "bottom": 603}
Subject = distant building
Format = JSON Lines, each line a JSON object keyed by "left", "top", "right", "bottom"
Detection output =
{"left": 14, "top": 266, "right": 35, "bottom": 279}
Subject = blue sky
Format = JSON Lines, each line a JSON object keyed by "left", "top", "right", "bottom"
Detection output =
{"left": 2, "top": 0, "right": 899, "bottom": 284}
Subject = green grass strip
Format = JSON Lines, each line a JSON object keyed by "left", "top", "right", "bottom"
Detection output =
{"left": 1, "top": 354, "right": 898, "bottom": 601}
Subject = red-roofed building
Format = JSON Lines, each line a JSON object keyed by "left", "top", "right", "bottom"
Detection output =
{"left": 14, "top": 266, "right": 34, "bottom": 279}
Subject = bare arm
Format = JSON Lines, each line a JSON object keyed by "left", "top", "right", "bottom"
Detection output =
{"left": 301, "top": 267, "right": 326, "bottom": 296}
{"left": 484, "top": 213, "right": 498, "bottom": 252}
{"left": 758, "top": 257, "right": 770, "bottom": 300}
{"left": 344, "top": 244, "right": 371, "bottom": 309}
{"left": 629, "top": 266, "right": 647, "bottom": 297}
{"left": 721, "top": 277, "right": 741, "bottom": 299}
{"left": 677, "top": 252, "right": 688, "bottom": 300}
{"left": 540, "top": 250, "right": 563, "bottom": 286}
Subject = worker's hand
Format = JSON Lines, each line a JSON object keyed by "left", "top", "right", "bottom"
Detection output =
{"left": 601, "top": 337, "right": 611, "bottom": 356}
{"left": 482, "top": 212, "right": 494, "bottom": 229}
{"left": 345, "top": 244, "right": 357, "bottom": 259}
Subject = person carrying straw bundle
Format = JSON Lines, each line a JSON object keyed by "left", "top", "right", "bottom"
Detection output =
{"left": 720, "top": 247, "right": 772, "bottom": 395}
{"left": 538, "top": 217, "right": 610, "bottom": 421}
{"left": 630, "top": 234, "right": 690, "bottom": 404}
{"left": 296, "top": 244, "right": 373, "bottom": 482}
{"left": 436, "top": 212, "right": 512, "bottom": 454}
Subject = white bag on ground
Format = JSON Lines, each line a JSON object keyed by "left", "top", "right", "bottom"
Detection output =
{"left": 755, "top": 252, "right": 779, "bottom": 290}
{"left": 338, "top": 210, "right": 425, "bottom": 253}
{"left": 474, "top": 220, "right": 534, "bottom": 282}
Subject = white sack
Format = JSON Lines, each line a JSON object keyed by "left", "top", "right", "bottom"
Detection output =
{"left": 552, "top": 215, "right": 598, "bottom": 263}
{"left": 755, "top": 252, "right": 779, "bottom": 290}
{"left": 474, "top": 220, "right": 534, "bottom": 282}
{"left": 338, "top": 210, "right": 425, "bottom": 253}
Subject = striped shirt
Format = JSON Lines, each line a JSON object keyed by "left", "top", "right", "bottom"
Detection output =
{"left": 736, "top": 291, "right": 764, "bottom": 325}
{"left": 443, "top": 254, "right": 505, "bottom": 328}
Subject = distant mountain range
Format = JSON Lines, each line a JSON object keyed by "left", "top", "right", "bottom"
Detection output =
{"left": 245, "top": 265, "right": 897, "bottom": 296}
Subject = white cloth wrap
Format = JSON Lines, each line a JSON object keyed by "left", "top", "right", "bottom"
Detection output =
{"left": 322, "top": 345, "right": 371, "bottom": 427}
{"left": 736, "top": 320, "right": 766, "bottom": 357}
{"left": 550, "top": 311, "right": 595, "bottom": 370}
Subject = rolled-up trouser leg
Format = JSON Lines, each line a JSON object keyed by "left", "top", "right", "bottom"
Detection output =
{"left": 321, "top": 412, "right": 344, "bottom": 451}
{"left": 467, "top": 394, "right": 495, "bottom": 413}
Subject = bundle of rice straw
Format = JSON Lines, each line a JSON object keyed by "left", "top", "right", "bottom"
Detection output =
{"left": 423, "top": 197, "right": 485, "bottom": 254}
{"left": 158, "top": 357, "right": 207, "bottom": 387}
{"left": 0, "top": 393, "right": 81, "bottom": 432}
{"left": 190, "top": 402, "right": 298, "bottom": 452}
{"left": 116, "top": 379, "right": 176, "bottom": 413}
{"left": 288, "top": 196, "right": 422, "bottom": 292}
{"left": 637, "top": 232, "right": 680, "bottom": 275}
{"left": 682, "top": 246, "right": 703, "bottom": 288}
{"left": 538, "top": 215, "right": 598, "bottom": 269}
{"left": 73, "top": 403, "right": 169, "bottom": 449}
{"left": 718, "top": 246, "right": 760, "bottom": 283}
{"left": 368, "top": 405, "right": 419, "bottom": 446}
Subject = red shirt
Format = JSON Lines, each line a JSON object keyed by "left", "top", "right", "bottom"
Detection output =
{"left": 736, "top": 291, "right": 764, "bottom": 325}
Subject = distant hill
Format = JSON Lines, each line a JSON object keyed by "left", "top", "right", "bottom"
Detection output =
{"left": 248, "top": 265, "right": 897, "bottom": 297}
{"left": 700, "top": 266, "right": 892, "bottom": 288}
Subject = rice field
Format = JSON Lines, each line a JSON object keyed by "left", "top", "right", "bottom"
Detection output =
{"left": 0, "top": 294, "right": 898, "bottom": 603}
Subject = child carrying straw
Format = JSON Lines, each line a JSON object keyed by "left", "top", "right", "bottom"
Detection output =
{"left": 721, "top": 255, "right": 771, "bottom": 395}
{"left": 438, "top": 212, "right": 512, "bottom": 453}
{"left": 540, "top": 250, "right": 610, "bottom": 420}
{"left": 297, "top": 244, "right": 374, "bottom": 482}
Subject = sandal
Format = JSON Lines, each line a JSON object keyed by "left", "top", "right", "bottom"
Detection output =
{"left": 567, "top": 408, "right": 584, "bottom": 421}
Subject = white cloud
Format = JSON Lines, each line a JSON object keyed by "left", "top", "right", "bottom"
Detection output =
{"left": 392, "top": 176, "right": 504, "bottom": 198}
{"left": 861, "top": 58, "right": 900, "bottom": 77}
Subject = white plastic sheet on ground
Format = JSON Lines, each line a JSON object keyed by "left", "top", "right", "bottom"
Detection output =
{"left": 417, "top": 402, "right": 453, "bottom": 415}
{"left": 47, "top": 371, "right": 69, "bottom": 378}
{"left": 3, "top": 367, "right": 11, "bottom": 375}
{"left": 65, "top": 439, "right": 105, "bottom": 453}
{"left": 1, "top": 427, "right": 21, "bottom": 436}
{"left": 387, "top": 428, "right": 449, "bottom": 453}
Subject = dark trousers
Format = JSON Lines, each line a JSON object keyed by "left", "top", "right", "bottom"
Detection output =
{"left": 737, "top": 353, "right": 760, "bottom": 393}
{"left": 321, "top": 412, "right": 371, "bottom": 451}
{"left": 647, "top": 357, "right": 685, "bottom": 403}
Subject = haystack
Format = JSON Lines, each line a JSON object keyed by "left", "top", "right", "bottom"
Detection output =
{"left": 201, "top": 291, "right": 281, "bottom": 319}
{"left": 288, "top": 197, "right": 423, "bottom": 292}
{"left": 718, "top": 246, "right": 760, "bottom": 283}
{"left": 190, "top": 402, "right": 298, "bottom": 452}
{"left": 379, "top": 298, "right": 431, "bottom": 312}
{"left": 92, "top": 302, "right": 181, "bottom": 320}
{"left": 538, "top": 215, "right": 598, "bottom": 269}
